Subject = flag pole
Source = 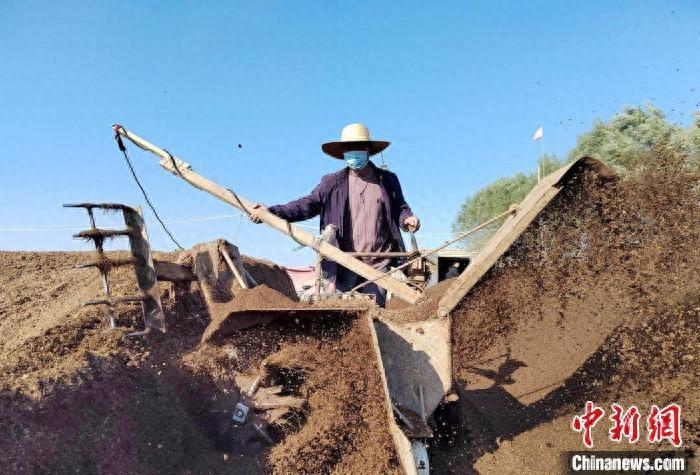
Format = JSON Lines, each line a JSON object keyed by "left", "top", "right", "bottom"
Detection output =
{"left": 533, "top": 126, "right": 544, "bottom": 182}
{"left": 539, "top": 131, "right": 544, "bottom": 182}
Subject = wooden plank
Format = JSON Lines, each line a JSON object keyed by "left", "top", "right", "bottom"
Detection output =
{"left": 243, "top": 268, "right": 258, "bottom": 286}
{"left": 366, "top": 313, "right": 417, "bottom": 474}
{"left": 191, "top": 242, "right": 231, "bottom": 304}
{"left": 374, "top": 316, "right": 452, "bottom": 419}
{"left": 154, "top": 260, "right": 196, "bottom": 282}
{"left": 115, "top": 126, "right": 422, "bottom": 305}
{"left": 348, "top": 251, "right": 414, "bottom": 258}
{"left": 220, "top": 243, "right": 250, "bottom": 289}
{"left": 437, "top": 158, "right": 610, "bottom": 316}
{"left": 253, "top": 396, "right": 305, "bottom": 410}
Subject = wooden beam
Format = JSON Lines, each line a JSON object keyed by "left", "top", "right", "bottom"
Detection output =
{"left": 123, "top": 207, "right": 166, "bottom": 332}
{"left": 154, "top": 260, "right": 196, "bottom": 282}
{"left": 114, "top": 126, "right": 422, "bottom": 305}
{"left": 220, "top": 244, "right": 250, "bottom": 289}
{"left": 347, "top": 251, "right": 414, "bottom": 258}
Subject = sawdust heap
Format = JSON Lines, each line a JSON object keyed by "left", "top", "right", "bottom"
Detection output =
{"left": 183, "top": 312, "right": 400, "bottom": 473}
{"left": 265, "top": 316, "right": 400, "bottom": 473}
{"left": 440, "top": 152, "right": 699, "bottom": 472}
{"left": 383, "top": 278, "right": 455, "bottom": 323}
{"left": 1, "top": 152, "right": 697, "bottom": 473}
{"left": 0, "top": 255, "right": 240, "bottom": 473}
{"left": 0, "top": 250, "right": 397, "bottom": 473}
{"left": 0, "top": 251, "right": 149, "bottom": 396}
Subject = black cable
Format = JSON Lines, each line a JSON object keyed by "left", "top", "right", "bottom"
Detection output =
{"left": 227, "top": 188, "right": 252, "bottom": 218}
{"left": 163, "top": 149, "right": 183, "bottom": 177}
{"left": 114, "top": 134, "right": 185, "bottom": 250}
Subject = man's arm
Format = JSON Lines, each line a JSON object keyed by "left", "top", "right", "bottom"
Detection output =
{"left": 392, "top": 175, "right": 420, "bottom": 231}
{"left": 261, "top": 182, "right": 324, "bottom": 223}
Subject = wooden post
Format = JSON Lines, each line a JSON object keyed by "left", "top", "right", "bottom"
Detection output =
{"left": 220, "top": 244, "right": 250, "bottom": 289}
{"left": 114, "top": 126, "right": 422, "bottom": 305}
{"left": 123, "top": 207, "right": 166, "bottom": 332}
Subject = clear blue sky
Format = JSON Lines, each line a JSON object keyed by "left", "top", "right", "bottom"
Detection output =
{"left": 1, "top": 1, "right": 698, "bottom": 266}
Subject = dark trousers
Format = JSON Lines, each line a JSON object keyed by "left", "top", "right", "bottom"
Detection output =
{"left": 335, "top": 267, "right": 388, "bottom": 307}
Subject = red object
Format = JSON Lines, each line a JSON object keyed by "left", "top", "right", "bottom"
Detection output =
{"left": 572, "top": 401, "right": 606, "bottom": 448}
{"left": 647, "top": 403, "right": 682, "bottom": 447}
{"left": 608, "top": 404, "right": 641, "bottom": 443}
{"left": 285, "top": 266, "right": 316, "bottom": 293}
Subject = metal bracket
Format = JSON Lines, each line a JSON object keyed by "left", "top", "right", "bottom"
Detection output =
{"left": 232, "top": 402, "right": 250, "bottom": 424}
{"left": 64, "top": 202, "right": 166, "bottom": 333}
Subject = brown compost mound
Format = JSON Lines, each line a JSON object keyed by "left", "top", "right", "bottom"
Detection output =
{"left": 2, "top": 152, "right": 697, "bottom": 473}
{"left": 440, "top": 153, "right": 700, "bottom": 472}
{"left": 0, "top": 251, "right": 151, "bottom": 396}
{"left": 0, "top": 250, "right": 397, "bottom": 473}
{"left": 185, "top": 288, "right": 398, "bottom": 473}
{"left": 0, "top": 250, "right": 249, "bottom": 473}
{"left": 259, "top": 316, "right": 399, "bottom": 473}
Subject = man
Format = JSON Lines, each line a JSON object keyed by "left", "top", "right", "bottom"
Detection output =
{"left": 249, "top": 123, "right": 419, "bottom": 306}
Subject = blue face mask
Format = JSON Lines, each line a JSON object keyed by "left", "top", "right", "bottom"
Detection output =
{"left": 343, "top": 150, "right": 369, "bottom": 170}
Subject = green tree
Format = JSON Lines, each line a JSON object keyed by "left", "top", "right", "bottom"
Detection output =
{"left": 567, "top": 104, "right": 698, "bottom": 170}
{"left": 453, "top": 154, "right": 563, "bottom": 250}
{"left": 453, "top": 104, "right": 699, "bottom": 250}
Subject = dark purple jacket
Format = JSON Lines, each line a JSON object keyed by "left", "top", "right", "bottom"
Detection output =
{"left": 268, "top": 162, "right": 413, "bottom": 277}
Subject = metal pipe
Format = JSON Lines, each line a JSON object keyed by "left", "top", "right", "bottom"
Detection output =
{"left": 87, "top": 208, "right": 116, "bottom": 328}
{"left": 347, "top": 251, "right": 415, "bottom": 258}
{"left": 392, "top": 403, "right": 415, "bottom": 430}
{"left": 350, "top": 207, "right": 518, "bottom": 293}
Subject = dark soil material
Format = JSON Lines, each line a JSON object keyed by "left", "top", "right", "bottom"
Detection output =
{"left": 265, "top": 316, "right": 400, "bottom": 473}
{"left": 441, "top": 153, "right": 699, "bottom": 472}
{"left": 1, "top": 153, "right": 696, "bottom": 474}
{"left": 0, "top": 250, "right": 398, "bottom": 474}
{"left": 383, "top": 278, "right": 454, "bottom": 323}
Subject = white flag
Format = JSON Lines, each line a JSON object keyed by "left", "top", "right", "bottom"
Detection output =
{"left": 532, "top": 126, "right": 543, "bottom": 141}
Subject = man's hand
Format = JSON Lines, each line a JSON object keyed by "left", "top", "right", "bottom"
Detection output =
{"left": 248, "top": 204, "right": 267, "bottom": 224}
{"left": 403, "top": 215, "right": 421, "bottom": 232}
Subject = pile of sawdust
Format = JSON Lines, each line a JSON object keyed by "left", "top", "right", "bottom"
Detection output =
{"left": 265, "top": 315, "right": 399, "bottom": 473}
{"left": 0, "top": 249, "right": 398, "bottom": 473}
{"left": 0, "top": 250, "right": 246, "bottom": 473}
{"left": 472, "top": 299, "right": 699, "bottom": 474}
{"left": 2, "top": 152, "right": 696, "bottom": 473}
{"left": 0, "top": 251, "right": 147, "bottom": 397}
{"left": 185, "top": 301, "right": 399, "bottom": 473}
{"left": 440, "top": 152, "right": 699, "bottom": 472}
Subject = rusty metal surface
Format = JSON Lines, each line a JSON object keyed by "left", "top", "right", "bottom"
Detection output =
{"left": 73, "top": 228, "right": 132, "bottom": 239}
{"left": 63, "top": 203, "right": 136, "bottom": 211}
{"left": 84, "top": 295, "right": 147, "bottom": 306}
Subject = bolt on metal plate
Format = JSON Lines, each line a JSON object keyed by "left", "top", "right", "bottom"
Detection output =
{"left": 232, "top": 402, "right": 250, "bottom": 423}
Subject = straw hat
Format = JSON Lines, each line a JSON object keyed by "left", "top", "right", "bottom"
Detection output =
{"left": 321, "top": 123, "right": 390, "bottom": 159}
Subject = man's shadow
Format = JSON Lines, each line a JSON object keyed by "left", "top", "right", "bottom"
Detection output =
{"left": 430, "top": 335, "right": 623, "bottom": 473}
